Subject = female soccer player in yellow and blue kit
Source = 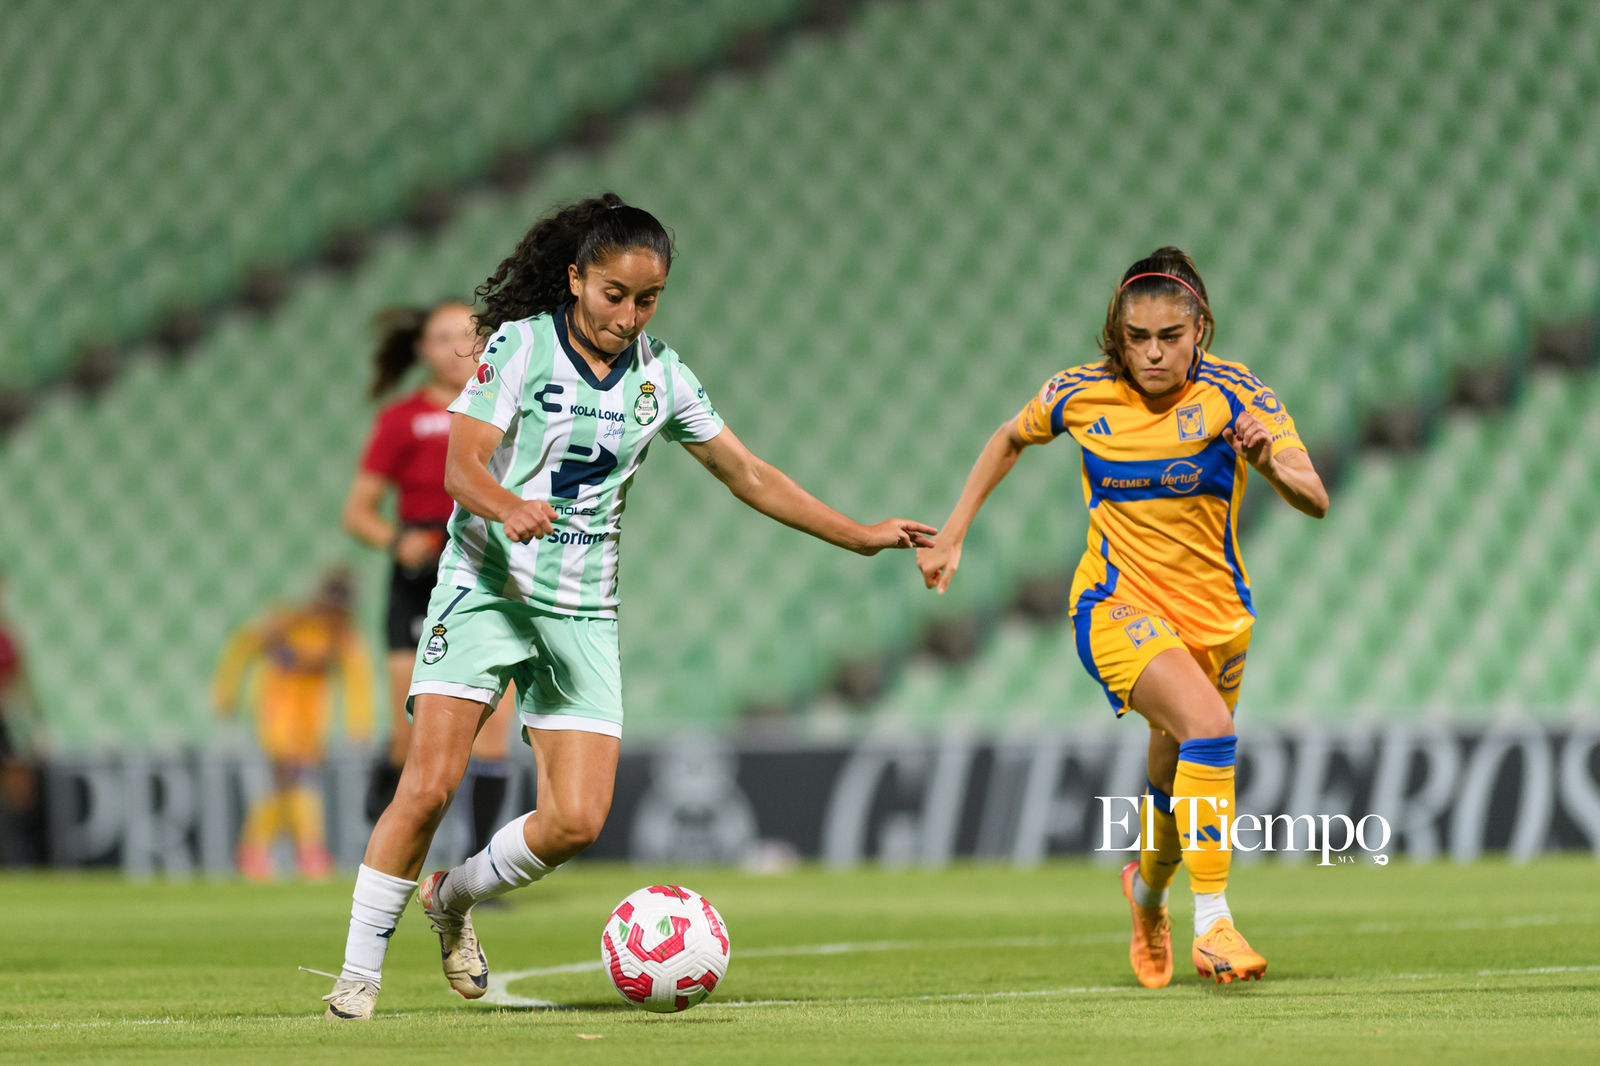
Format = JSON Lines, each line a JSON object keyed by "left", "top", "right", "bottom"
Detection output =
{"left": 918, "top": 247, "right": 1328, "bottom": 987}
{"left": 213, "top": 572, "right": 374, "bottom": 879}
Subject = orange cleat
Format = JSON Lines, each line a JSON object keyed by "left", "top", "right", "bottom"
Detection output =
{"left": 1192, "top": 918, "right": 1267, "bottom": 984}
{"left": 1120, "top": 861, "right": 1173, "bottom": 989}
{"left": 237, "top": 842, "right": 273, "bottom": 882}
{"left": 297, "top": 845, "right": 335, "bottom": 880}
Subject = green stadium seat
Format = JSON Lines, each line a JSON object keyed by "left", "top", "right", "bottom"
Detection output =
{"left": 2, "top": 0, "right": 1598, "bottom": 746}
{"left": 1, "top": 0, "right": 808, "bottom": 389}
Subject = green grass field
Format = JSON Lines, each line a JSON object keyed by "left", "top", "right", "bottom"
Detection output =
{"left": 3, "top": 858, "right": 1597, "bottom": 1064}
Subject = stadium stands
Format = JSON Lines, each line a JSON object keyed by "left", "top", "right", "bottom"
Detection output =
{"left": 1, "top": 0, "right": 1596, "bottom": 747}
{"left": 0, "top": 0, "right": 805, "bottom": 388}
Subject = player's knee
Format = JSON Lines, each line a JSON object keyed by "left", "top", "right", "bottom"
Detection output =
{"left": 548, "top": 804, "right": 609, "bottom": 855}
{"left": 1180, "top": 701, "right": 1234, "bottom": 742}
{"left": 396, "top": 776, "right": 457, "bottom": 824}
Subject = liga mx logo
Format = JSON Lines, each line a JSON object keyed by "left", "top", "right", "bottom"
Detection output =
{"left": 476, "top": 362, "right": 496, "bottom": 385}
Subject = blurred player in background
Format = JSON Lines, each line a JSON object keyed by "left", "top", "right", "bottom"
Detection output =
{"left": 320, "top": 192, "right": 935, "bottom": 1020}
{"left": 341, "top": 303, "right": 519, "bottom": 858}
{"left": 213, "top": 570, "right": 375, "bottom": 879}
{"left": 0, "top": 571, "right": 46, "bottom": 866}
{"left": 918, "top": 247, "right": 1328, "bottom": 988}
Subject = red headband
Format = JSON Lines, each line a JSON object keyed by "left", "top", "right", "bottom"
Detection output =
{"left": 1120, "top": 272, "right": 1203, "bottom": 306}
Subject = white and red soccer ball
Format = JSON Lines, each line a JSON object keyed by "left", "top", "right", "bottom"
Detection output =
{"left": 601, "top": 885, "right": 731, "bottom": 1013}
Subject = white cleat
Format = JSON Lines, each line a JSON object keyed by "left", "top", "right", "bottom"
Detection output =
{"left": 323, "top": 978, "right": 378, "bottom": 1020}
{"left": 418, "top": 871, "right": 489, "bottom": 999}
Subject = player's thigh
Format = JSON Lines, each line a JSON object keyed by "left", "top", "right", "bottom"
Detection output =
{"left": 470, "top": 686, "right": 518, "bottom": 761}
{"left": 1144, "top": 632, "right": 1249, "bottom": 784}
{"left": 512, "top": 614, "right": 623, "bottom": 826}
{"left": 1072, "top": 601, "right": 1188, "bottom": 718}
{"left": 530, "top": 727, "right": 620, "bottom": 829}
{"left": 402, "top": 692, "right": 491, "bottom": 800}
{"left": 1128, "top": 647, "right": 1233, "bottom": 741}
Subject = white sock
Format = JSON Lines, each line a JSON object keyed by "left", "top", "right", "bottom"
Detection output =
{"left": 438, "top": 812, "right": 552, "bottom": 914}
{"left": 339, "top": 864, "right": 417, "bottom": 985}
{"left": 1131, "top": 870, "right": 1169, "bottom": 909}
{"left": 1193, "top": 890, "right": 1231, "bottom": 937}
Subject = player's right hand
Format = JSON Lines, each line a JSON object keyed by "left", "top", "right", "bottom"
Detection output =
{"left": 916, "top": 539, "right": 961, "bottom": 594}
{"left": 853, "top": 518, "right": 938, "bottom": 556}
{"left": 502, "top": 499, "right": 558, "bottom": 542}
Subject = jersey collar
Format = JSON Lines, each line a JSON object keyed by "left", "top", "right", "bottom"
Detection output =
{"left": 556, "top": 304, "right": 634, "bottom": 391}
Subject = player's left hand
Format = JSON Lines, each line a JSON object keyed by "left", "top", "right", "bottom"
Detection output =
{"left": 853, "top": 518, "right": 938, "bottom": 556}
{"left": 394, "top": 528, "right": 446, "bottom": 569}
{"left": 1223, "top": 413, "right": 1274, "bottom": 471}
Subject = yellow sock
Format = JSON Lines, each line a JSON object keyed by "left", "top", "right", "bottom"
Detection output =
{"left": 284, "top": 786, "right": 327, "bottom": 851}
{"left": 1138, "top": 783, "right": 1183, "bottom": 893}
{"left": 1172, "top": 736, "right": 1237, "bottom": 895}
{"left": 239, "top": 792, "right": 284, "bottom": 850}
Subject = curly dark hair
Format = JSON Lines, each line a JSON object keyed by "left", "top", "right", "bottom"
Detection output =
{"left": 474, "top": 192, "right": 675, "bottom": 337}
{"left": 1098, "top": 246, "right": 1215, "bottom": 380}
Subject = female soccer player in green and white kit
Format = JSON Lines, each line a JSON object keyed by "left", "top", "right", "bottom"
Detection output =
{"left": 323, "top": 193, "right": 936, "bottom": 1019}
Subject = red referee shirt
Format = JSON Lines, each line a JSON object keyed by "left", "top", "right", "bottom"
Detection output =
{"left": 0, "top": 625, "right": 19, "bottom": 694}
{"left": 359, "top": 391, "right": 456, "bottom": 525}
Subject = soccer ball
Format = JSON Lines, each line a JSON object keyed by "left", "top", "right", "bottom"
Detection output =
{"left": 601, "top": 884, "right": 731, "bottom": 1013}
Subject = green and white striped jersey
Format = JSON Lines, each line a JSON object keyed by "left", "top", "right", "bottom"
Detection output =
{"left": 438, "top": 308, "right": 723, "bottom": 617}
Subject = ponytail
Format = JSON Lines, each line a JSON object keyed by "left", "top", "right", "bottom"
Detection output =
{"left": 474, "top": 191, "right": 675, "bottom": 337}
{"left": 368, "top": 306, "right": 428, "bottom": 398}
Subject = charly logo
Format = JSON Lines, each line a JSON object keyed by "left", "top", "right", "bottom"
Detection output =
{"left": 1176, "top": 402, "right": 1206, "bottom": 442}
{"left": 1160, "top": 459, "right": 1203, "bottom": 494}
{"left": 634, "top": 381, "right": 659, "bottom": 425}
{"left": 422, "top": 623, "right": 448, "bottom": 665}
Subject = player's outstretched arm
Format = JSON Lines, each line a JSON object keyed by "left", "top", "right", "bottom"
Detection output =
{"left": 1222, "top": 413, "right": 1329, "bottom": 518}
{"left": 445, "top": 413, "right": 558, "bottom": 542}
{"left": 917, "top": 418, "right": 1032, "bottom": 594}
{"left": 681, "top": 427, "right": 935, "bottom": 556}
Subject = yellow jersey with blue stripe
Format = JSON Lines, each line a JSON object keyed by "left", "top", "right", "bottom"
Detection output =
{"left": 1016, "top": 351, "right": 1302, "bottom": 647}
